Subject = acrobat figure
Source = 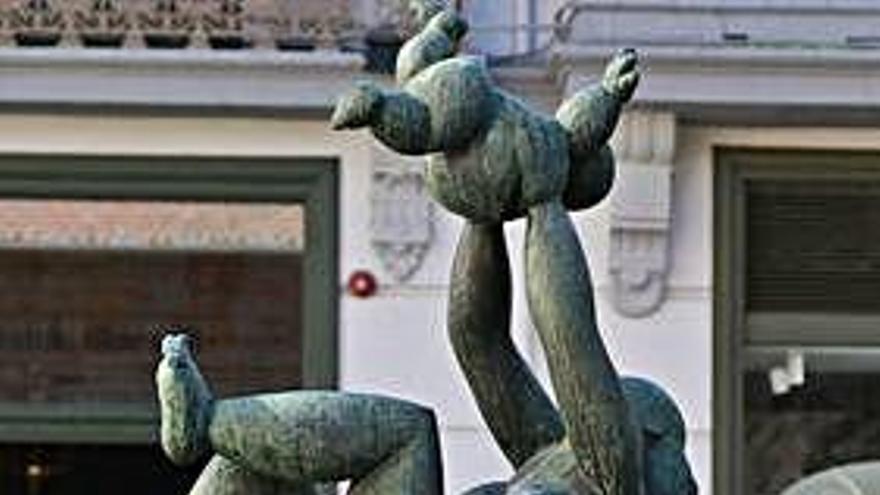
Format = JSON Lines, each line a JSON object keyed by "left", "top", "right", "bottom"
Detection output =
{"left": 331, "top": 7, "right": 697, "bottom": 495}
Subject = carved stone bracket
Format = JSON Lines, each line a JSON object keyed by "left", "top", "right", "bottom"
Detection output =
{"left": 370, "top": 146, "right": 434, "bottom": 283}
{"left": 609, "top": 111, "right": 676, "bottom": 318}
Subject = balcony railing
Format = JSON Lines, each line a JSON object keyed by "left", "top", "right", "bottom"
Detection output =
{"left": 0, "top": 0, "right": 372, "bottom": 50}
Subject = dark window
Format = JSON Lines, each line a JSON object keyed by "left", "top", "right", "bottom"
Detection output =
{"left": 0, "top": 156, "right": 339, "bottom": 495}
{"left": 716, "top": 150, "right": 880, "bottom": 495}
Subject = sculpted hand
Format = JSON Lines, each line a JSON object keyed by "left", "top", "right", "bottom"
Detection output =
{"left": 602, "top": 48, "right": 640, "bottom": 103}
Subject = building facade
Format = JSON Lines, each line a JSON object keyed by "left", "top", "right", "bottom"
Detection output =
{"left": 0, "top": 1, "right": 878, "bottom": 494}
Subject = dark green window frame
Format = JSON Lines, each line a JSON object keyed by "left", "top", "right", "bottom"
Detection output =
{"left": 0, "top": 154, "right": 339, "bottom": 444}
{"left": 714, "top": 148, "right": 880, "bottom": 495}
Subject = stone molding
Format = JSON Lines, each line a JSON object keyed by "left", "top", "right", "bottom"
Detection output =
{"left": 0, "top": 47, "right": 364, "bottom": 110}
{"left": 608, "top": 110, "right": 676, "bottom": 318}
{"left": 553, "top": 2, "right": 880, "bottom": 125}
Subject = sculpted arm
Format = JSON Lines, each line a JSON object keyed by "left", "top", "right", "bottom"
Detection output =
{"left": 331, "top": 83, "right": 434, "bottom": 155}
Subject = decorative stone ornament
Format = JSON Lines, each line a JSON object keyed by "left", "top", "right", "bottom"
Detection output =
{"left": 370, "top": 146, "right": 434, "bottom": 283}
{"left": 609, "top": 111, "right": 676, "bottom": 318}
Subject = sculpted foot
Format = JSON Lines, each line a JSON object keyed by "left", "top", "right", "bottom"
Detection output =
{"left": 602, "top": 48, "right": 640, "bottom": 104}
{"left": 156, "top": 334, "right": 215, "bottom": 466}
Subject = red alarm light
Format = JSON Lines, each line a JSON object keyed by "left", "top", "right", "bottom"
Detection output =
{"left": 347, "top": 270, "right": 378, "bottom": 298}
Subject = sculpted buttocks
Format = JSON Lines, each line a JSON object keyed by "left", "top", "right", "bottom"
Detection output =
{"left": 332, "top": 22, "right": 638, "bottom": 222}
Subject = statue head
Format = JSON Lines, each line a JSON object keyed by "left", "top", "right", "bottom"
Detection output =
{"left": 161, "top": 333, "right": 194, "bottom": 367}
{"left": 156, "top": 332, "right": 213, "bottom": 466}
{"left": 330, "top": 82, "right": 384, "bottom": 130}
{"left": 408, "top": 0, "right": 447, "bottom": 29}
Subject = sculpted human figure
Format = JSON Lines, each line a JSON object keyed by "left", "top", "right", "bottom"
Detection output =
{"left": 156, "top": 333, "right": 443, "bottom": 495}
{"left": 332, "top": 7, "right": 697, "bottom": 495}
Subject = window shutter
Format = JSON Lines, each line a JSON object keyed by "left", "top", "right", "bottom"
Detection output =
{"left": 746, "top": 180, "right": 880, "bottom": 314}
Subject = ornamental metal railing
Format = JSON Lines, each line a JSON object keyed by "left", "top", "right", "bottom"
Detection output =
{"left": 0, "top": 0, "right": 557, "bottom": 56}
{"left": 0, "top": 0, "right": 364, "bottom": 50}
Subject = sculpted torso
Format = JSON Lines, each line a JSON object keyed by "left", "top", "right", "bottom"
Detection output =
{"left": 425, "top": 85, "right": 570, "bottom": 222}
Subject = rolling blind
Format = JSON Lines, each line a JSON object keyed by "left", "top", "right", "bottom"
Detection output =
{"left": 746, "top": 179, "right": 880, "bottom": 314}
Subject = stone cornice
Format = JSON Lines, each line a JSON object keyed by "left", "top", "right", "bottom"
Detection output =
{"left": 554, "top": 1, "right": 880, "bottom": 124}
{"left": 0, "top": 48, "right": 365, "bottom": 111}
{"left": 556, "top": 1, "right": 880, "bottom": 48}
{"left": 554, "top": 44, "right": 880, "bottom": 124}
{"left": 0, "top": 50, "right": 563, "bottom": 114}
{"left": 556, "top": 44, "right": 880, "bottom": 72}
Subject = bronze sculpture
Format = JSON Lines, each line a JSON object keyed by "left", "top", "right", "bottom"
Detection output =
{"left": 156, "top": 4, "right": 697, "bottom": 494}
{"left": 332, "top": 6, "right": 696, "bottom": 494}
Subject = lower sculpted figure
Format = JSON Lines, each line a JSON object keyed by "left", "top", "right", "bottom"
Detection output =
{"left": 156, "top": 334, "right": 443, "bottom": 495}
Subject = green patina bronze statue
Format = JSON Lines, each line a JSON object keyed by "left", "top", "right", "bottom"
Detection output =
{"left": 156, "top": 3, "right": 697, "bottom": 494}
{"left": 331, "top": 6, "right": 696, "bottom": 494}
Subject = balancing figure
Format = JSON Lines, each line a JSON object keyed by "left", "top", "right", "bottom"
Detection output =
{"left": 332, "top": 8, "right": 696, "bottom": 495}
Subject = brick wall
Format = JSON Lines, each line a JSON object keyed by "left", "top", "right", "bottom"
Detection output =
{"left": 0, "top": 250, "right": 303, "bottom": 405}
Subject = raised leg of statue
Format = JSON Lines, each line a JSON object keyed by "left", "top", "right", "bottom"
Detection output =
{"left": 525, "top": 201, "right": 641, "bottom": 495}
{"left": 449, "top": 222, "right": 565, "bottom": 468}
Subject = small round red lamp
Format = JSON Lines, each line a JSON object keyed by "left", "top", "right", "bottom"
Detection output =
{"left": 347, "top": 270, "right": 378, "bottom": 298}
